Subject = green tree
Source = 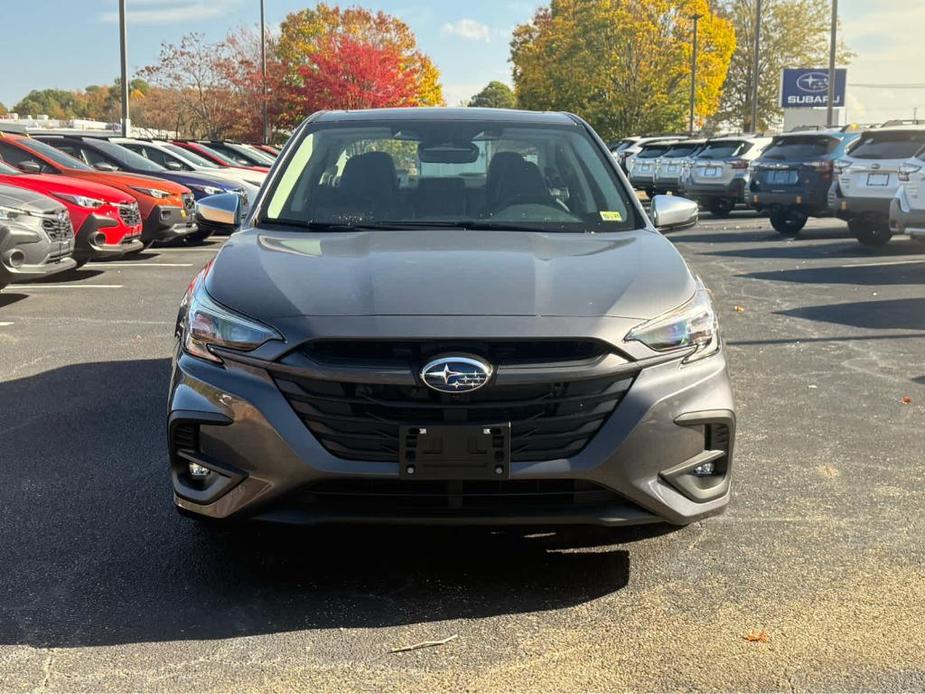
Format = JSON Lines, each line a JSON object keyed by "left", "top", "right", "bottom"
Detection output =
{"left": 512, "top": 0, "right": 735, "bottom": 141}
{"left": 13, "top": 89, "right": 82, "bottom": 119}
{"left": 0, "top": 102, "right": 7, "bottom": 116}
{"left": 468, "top": 81, "right": 516, "bottom": 109}
{"left": 715, "top": 0, "right": 853, "bottom": 131}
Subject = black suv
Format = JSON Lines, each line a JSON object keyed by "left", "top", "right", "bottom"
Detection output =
{"left": 750, "top": 130, "right": 859, "bottom": 235}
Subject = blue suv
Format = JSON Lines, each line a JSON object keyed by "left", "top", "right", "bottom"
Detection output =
{"left": 750, "top": 129, "right": 859, "bottom": 235}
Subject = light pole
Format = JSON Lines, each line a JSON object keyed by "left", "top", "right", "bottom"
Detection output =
{"left": 689, "top": 13, "right": 702, "bottom": 136}
{"left": 119, "top": 0, "right": 130, "bottom": 136}
{"left": 260, "top": 0, "right": 269, "bottom": 144}
{"left": 825, "top": 0, "right": 838, "bottom": 127}
{"left": 750, "top": 0, "right": 761, "bottom": 133}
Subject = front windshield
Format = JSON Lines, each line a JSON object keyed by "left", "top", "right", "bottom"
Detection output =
{"left": 91, "top": 140, "right": 166, "bottom": 172}
{"left": 21, "top": 138, "right": 94, "bottom": 170}
{"left": 262, "top": 120, "right": 639, "bottom": 232}
{"left": 164, "top": 143, "right": 218, "bottom": 168}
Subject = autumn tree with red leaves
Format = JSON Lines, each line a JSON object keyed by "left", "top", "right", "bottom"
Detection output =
{"left": 297, "top": 36, "right": 419, "bottom": 112}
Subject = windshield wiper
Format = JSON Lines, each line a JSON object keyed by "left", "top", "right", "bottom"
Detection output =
{"left": 259, "top": 219, "right": 410, "bottom": 232}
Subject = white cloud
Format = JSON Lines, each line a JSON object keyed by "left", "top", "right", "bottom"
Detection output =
{"left": 99, "top": 0, "right": 239, "bottom": 25}
{"left": 442, "top": 83, "right": 488, "bottom": 107}
{"left": 440, "top": 19, "right": 491, "bottom": 43}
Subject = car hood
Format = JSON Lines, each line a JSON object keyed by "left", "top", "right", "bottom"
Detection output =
{"left": 10, "top": 173, "right": 135, "bottom": 204}
{"left": 0, "top": 183, "right": 65, "bottom": 214}
{"left": 206, "top": 228, "right": 696, "bottom": 321}
{"left": 155, "top": 170, "right": 239, "bottom": 191}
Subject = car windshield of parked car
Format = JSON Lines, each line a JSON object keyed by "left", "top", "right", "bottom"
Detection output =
{"left": 263, "top": 120, "right": 639, "bottom": 232}
{"left": 90, "top": 140, "right": 166, "bottom": 172}
{"left": 848, "top": 131, "right": 925, "bottom": 159}
{"left": 164, "top": 144, "right": 220, "bottom": 169}
{"left": 662, "top": 144, "right": 699, "bottom": 158}
{"left": 762, "top": 136, "right": 836, "bottom": 161}
{"left": 637, "top": 145, "right": 670, "bottom": 159}
{"left": 698, "top": 141, "right": 748, "bottom": 159}
{"left": 20, "top": 138, "right": 94, "bottom": 171}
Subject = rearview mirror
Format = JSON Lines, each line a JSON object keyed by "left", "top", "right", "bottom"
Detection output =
{"left": 418, "top": 142, "right": 480, "bottom": 164}
{"left": 650, "top": 195, "right": 698, "bottom": 233}
{"left": 195, "top": 192, "right": 241, "bottom": 230}
{"left": 19, "top": 160, "right": 42, "bottom": 174}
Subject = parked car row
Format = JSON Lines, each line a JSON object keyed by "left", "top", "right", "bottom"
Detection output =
{"left": 0, "top": 131, "right": 277, "bottom": 292}
{"left": 617, "top": 124, "right": 925, "bottom": 245}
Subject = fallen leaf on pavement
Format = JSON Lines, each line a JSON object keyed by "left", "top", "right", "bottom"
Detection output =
{"left": 900, "top": 395, "right": 913, "bottom": 405}
{"left": 390, "top": 634, "right": 458, "bottom": 654}
{"left": 744, "top": 630, "right": 770, "bottom": 643}
{"left": 733, "top": 305, "right": 746, "bottom": 313}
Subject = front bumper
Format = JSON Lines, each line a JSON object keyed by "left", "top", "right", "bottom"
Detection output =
{"left": 142, "top": 205, "right": 197, "bottom": 244}
{"left": 890, "top": 192, "right": 925, "bottom": 237}
{"left": 167, "top": 339, "right": 735, "bottom": 527}
{"left": 3, "top": 255, "right": 77, "bottom": 283}
{"left": 74, "top": 214, "right": 143, "bottom": 262}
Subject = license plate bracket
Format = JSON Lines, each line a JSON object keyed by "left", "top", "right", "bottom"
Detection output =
{"left": 769, "top": 170, "right": 796, "bottom": 184}
{"left": 867, "top": 173, "right": 890, "bottom": 187}
{"left": 399, "top": 423, "right": 511, "bottom": 480}
{"left": 704, "top": 166, "right": 720, "bottom": 177}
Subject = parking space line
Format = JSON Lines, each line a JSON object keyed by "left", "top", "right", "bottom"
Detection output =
{"left": 840, "top": 259, "right": 925, "bottom": 268}
{"left": 18, "top": 284, "right": 124, "bottom": 289}
{"left": 85, "top": 262, "right": 193, "bottom": 268}
{"left": 0, "top": 322, "right": 13, "bottom": 327}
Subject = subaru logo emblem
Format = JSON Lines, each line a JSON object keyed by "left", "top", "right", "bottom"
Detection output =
{"left": 796, "top": 72, "right": 829, "bottom": 93}
{"left": 421, "top": 356, "right": 492, "bottom": 393}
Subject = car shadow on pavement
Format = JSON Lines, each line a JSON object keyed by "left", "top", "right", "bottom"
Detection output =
{"left": 0, "top": 358, "right": 655, "bottom": 649}
{"left": 16, "top": 269, "right": 105, "bottom": 284}
{"left": 0, "top": 293, "right": 28, "bottom": 310}
{"left": 779, "top": 298, "right": 925, "bottom": 331}
{"left": 743, "top": 261, "right": 925, "bottom": 286}
{"left": 706, "top": 240, "right": 925, "bottom": 260}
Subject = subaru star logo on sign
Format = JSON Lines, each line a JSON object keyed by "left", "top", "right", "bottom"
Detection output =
{"left": 421, "top": 356, "right": 493, "bottom": 393}
{"left": 781, "top": 68, "right": 847, "bottom": 108}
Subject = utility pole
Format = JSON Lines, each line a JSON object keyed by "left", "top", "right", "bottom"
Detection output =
{"left": 826, "top": 0, "right": 838, "bottom": 127}
{"left": 119, "top": 0, "right": 130, "bottom": 136}
{"left": 689, "top": 14, "right": 702, "bottom": 136}
{"left": 260, "top": 0, "right": 269, "bottom": 144}
{"left": 750, "top": 0, "right": 761, "bottom": 133}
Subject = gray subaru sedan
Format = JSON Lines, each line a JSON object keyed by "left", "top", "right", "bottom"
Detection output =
{"left": 169, "top": 108, "right": 734, "bottom": 527}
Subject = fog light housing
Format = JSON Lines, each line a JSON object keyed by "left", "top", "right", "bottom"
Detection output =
{"left": 692, "top": 461, "right": 716, "bottom": 477}
{"left": 188, "top": 462, "right": 211, "bottom": 479}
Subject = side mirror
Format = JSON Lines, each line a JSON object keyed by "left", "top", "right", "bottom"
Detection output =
{"left": 94, "top": 162, "right": 119, "bottom": 172}
{"left": 195, "top": 192, "right": 242, "bottom": 230}
{"left": 650, "top": 195, "right": 698, "bottom": 233}
{"left": 165, "top": 160, "right": 183, "bottom": 171}
{"left": 20, "top": 160, "right": 43, "bottom": 174}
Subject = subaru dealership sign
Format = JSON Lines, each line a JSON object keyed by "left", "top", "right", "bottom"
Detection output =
{"left": 780, "top": 68, "right": 846, "bottom": 108}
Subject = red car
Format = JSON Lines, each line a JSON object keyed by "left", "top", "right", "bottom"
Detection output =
{"left": 0, "top": 160, "right": 142, "bottom": 266}
{"left": 0, "top": 133, "right": 196, "bottom": 248}
{"left": 171, "top": 141, "right": 270, "bottom": 173}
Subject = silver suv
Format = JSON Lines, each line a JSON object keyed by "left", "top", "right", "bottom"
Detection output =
{"left": 0, "top": 184, "right": 76, "bottom": 291}
{"left": 684, "top": 135, "right": 772, "bottom": 217}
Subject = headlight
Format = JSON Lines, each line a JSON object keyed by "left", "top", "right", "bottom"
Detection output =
{"left": 54, "top": 193, "right": 105, "bottom": 209}
{"left": 189, "top": 184, "right": 225, "bottom": 196}
{"left": 0, "top": 204, "right": 28, "bottom": 221}
{"left": 130, "top": 185, "right": 172, "bottom": 199}
{"left": 625, "top": 285, "right": 720, "bottom": 363}
{"left": 178, "top": 263, "right": 281, "bottom": 363}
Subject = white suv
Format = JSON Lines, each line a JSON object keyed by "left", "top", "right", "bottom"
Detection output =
{"left": 889, "top": 146, "right": 925, "bottom": 240}
{"left": 832, "top": 126, "right": 925, "bottom": 245}
{"left": 684, "top": 136, "right": 772, "bottom": 217}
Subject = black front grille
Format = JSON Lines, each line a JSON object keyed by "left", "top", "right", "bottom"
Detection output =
{"left": 117, "top": 202, "right": 141, "bottom": 227}
{"left": 275, "top": 342, "right": 633, "bottom": 463}
{"left": 298, "top": 478, "right": 623, "bottom": 513}
{"left": 41, "top": 213, "right": 72, "bottom": 241}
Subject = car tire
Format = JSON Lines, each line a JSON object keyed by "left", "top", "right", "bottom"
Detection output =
{"left": 769, "top": 208, "right": 808, "bottom": 236}
{"left": 709, "top": 198, "right": 733, "bottom": 218}
{"left": 849, "top": 216, "right": 892, "bottom": 246}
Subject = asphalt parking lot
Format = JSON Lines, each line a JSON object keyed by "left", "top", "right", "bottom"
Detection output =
{"left": 1, "top": 216, "right": 923, "bottom": 691}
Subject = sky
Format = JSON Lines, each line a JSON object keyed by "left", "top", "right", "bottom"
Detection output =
{"left": 1, "top": 0, "right": 923, "bottom": 124}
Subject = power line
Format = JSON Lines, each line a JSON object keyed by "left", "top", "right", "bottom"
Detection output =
{"left": 850, "top": 83, "right": 925, "bottom": 89}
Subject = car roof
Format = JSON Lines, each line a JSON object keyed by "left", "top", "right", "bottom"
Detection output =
{"left": 312, "top": 107, "right": 579, "bottom": 125}
{"left": 862, "top": 124, "right": 925, "bottom": 134}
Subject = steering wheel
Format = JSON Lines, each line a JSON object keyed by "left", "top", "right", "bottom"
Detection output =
{"left": 492, "top": 193, "right": 561, "bottom": 213}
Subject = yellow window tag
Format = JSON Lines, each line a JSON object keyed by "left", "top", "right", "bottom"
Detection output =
{"left": 600, "top": 211, "right": 623, "bottom": 221}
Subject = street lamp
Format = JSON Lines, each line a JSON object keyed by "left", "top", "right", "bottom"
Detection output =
{"left": 260, "top": 0, "right": 269, "bottom": 144}
{"left": 689, "top": 13, "right": 703, "bottom": 136}
{"left": 826, "top": 0, "right": 838, "bottom": 127}
{"left": 750, "top": 0, "right": 761, "bottom": 132}
{"left": 119, "top": 0, "right": 130, "bottom": 136}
